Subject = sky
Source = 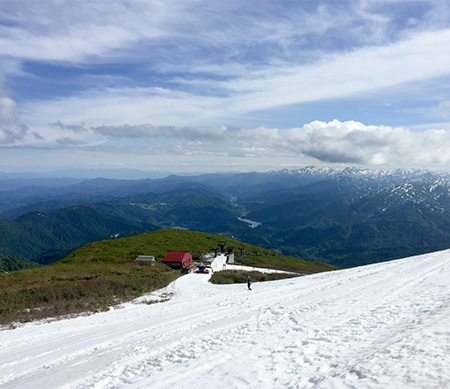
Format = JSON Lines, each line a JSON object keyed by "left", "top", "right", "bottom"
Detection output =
{"left": 1, "top": 0, "right": 450, "bottom": 175}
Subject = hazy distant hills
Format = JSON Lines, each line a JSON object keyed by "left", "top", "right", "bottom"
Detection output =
{"left": 1, "top": 166, "right": 450, "bottom": 270}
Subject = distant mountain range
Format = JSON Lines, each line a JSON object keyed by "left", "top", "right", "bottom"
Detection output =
{"left": 2, "top": 166, "right": 450, "bottom": 270}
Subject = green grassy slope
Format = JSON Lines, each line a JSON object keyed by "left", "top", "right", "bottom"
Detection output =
{"left": 0, "top": 261, "right": 179, "bottom": 327}
{"left": 62, "top": 228, "right": 336, "bottom": 273}
{"left": 0, "top": 229, "right": 336, "bottom": 326}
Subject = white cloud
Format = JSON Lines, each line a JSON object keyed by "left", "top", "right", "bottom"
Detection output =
{"left": 1, "top": 0, "right": 446, "bottom": 73}
{"left": 15, "top": 26, "right": 450, "bottom": 131}
{"left": 0, "top": 0, "right": 174, "bottom": 63}
{"left": 438, "top": 101, "right": 450, "bottom": 118}
{"left": 0, "top": 92, "right": 29, "bottom": 144}
{"left": 3, "top": 119, "right": 450, "bottom": 173}
{"left": 49, "top": 120, "right": 87, "bottom": 133}
{"left": 2, "top": 1, "right": 450, "bottom": 172}
{"left": 209, "top": 29, "right": 450, "bottom": 113}
{"left": 56, "top": 137, "right": 86, "bottom": 146}
{"left": 0, "top": 24, "right": 135, "bottom": 63}
{"left": 0, "top": 96, "right": 16, "bottom": 123}
{"left": 21, "top": 87, "right": 222, "bottom": 128}
{"left": 84, "top": 120, "right": 450, "bottom": 170}
{"left": 0, "top": 122, "right": 28, "bottom": 145}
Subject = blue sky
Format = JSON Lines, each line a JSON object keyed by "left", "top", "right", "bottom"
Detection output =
{"left": 1, "top": 0, "right": 450, "bottom": 174}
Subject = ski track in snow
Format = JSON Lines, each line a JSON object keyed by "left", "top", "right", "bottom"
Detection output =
{"left": 1, "top": 251, "right": 450, "bottom": 389}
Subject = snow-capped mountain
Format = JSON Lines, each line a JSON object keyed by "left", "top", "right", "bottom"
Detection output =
{"left": 350, "top": 183, "right": 450, "bottom": 217}
{"left": 268, "top": 166, "right": 450, "bottom": 188}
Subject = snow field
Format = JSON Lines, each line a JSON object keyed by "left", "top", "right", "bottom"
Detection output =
{"left": 0, "top": 252, "right": 449, "bottom": 388}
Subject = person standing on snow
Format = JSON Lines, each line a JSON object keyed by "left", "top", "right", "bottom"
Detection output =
{"left": 247, "top": 275, "right": 252, "bottom": 290}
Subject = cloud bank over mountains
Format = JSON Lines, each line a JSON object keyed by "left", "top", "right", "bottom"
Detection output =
{"left": 25, "top": 119, "right": 450, "bottom": 172}
{"left": 1, "top": 1, "right": 450, "bottom": 172}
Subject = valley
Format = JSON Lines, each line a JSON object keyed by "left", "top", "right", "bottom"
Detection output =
{"left": 1, "top": 166, "right": 450, "bottom": 270}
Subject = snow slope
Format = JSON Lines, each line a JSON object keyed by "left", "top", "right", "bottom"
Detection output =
{"left": 1, "top": 252, "right": 449, "bottom": 389}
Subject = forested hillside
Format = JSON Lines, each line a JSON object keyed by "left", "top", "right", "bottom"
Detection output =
{"left": 0, "top": 254, "right": 40, "bottom": 272}
{"left": 0, "top": 206, "right": 155, "bottom": 266}
{"left": 2, "top": 167, "right": 450, "bottom": 270}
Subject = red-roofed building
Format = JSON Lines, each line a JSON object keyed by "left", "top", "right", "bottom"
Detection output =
{"left": 162, "top": 251, "right": 193, "bottom": 269}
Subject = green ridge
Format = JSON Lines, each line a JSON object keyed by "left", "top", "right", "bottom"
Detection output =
{"left": 0, "top": 228, "right": 336, "bottom": 327}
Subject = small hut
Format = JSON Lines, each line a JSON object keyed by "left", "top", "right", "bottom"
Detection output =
{"left": 162, "top": 251, "right": 193, "bottom": 269}
{"left": 135, "top": 255, "right": 156, "bottom": 266}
